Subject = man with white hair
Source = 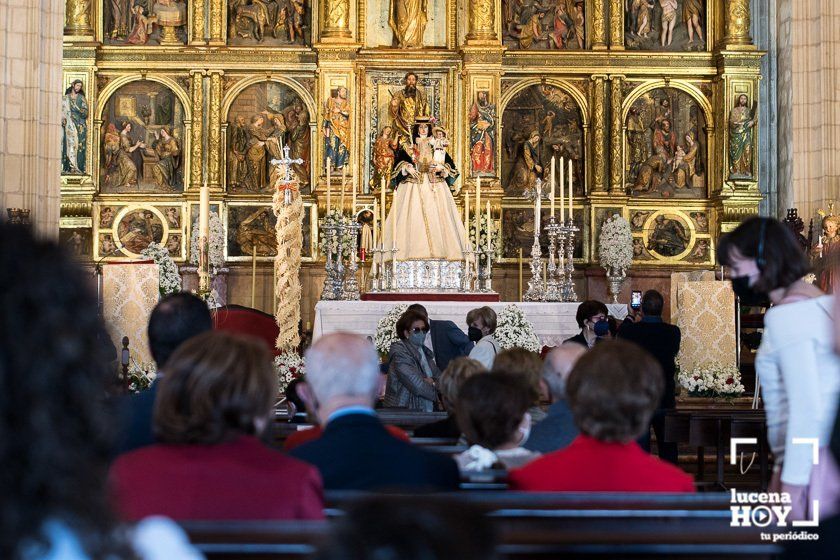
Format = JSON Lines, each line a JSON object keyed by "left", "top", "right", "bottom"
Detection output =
{"left": 524, "top": 343, "right": 586, "bottom": 454}
{"left": 290, "top": 333, "right": 460, "bottom": 491}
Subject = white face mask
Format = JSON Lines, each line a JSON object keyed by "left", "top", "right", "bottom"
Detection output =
{"left": 517, "top": 412, "right": 532, "bottom": 446}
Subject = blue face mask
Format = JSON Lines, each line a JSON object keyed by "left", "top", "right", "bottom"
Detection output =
{"left": 594, "top": 319, "right": 610, "bottom": 337}
{"left": 409, "top": 331, "right": 427, "bottom": 347}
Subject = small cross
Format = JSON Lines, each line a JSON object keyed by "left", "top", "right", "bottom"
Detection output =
{"left": 270, "top": 144, "right": 304, "bottom": 184}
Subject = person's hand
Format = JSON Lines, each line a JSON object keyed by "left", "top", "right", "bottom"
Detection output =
{"left": 422, "top": 377, "right": 436, "bottom": 386}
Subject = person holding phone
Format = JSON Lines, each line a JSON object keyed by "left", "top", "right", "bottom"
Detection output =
{"left": 617, "top": 290, "right": 681, "bottom": 464}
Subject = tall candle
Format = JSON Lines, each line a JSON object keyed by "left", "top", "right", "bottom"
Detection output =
{"left": 464, "top": 190, "right": 470, "bottom": 231}
{"left": 518, "top": 247, "right": 524, "bottom": 301}
{"left": 485, "top": 201, "right": 492, "bottom": 254}
{"left": 392, "top": 201, "right": 397, "bottom": 249}
{"left": 475, "top": 176, "right": 481, "bottom": 240}
{"left": 340, "top": 165, "right": 346, "bottom": 214}
{"left": 199, "top": 182, "right": 210, "bottom": 242}
{"left": 351, "top": 177, "right": 356, "bottom": 217}
{"left": 535, "top": 185, "right": 541, "bottom": 234}
{"left": 380, "top": 176, "right": 386, "bottom": 245}
{"left": 550, "top": 156, "right": 556, "bottom": 217}
{"left": 559, "top": 157, "right": 565, "bottom": 222}
{"left": 373, "top": 200, "right": 379, "bottom": 247}
{"left": 568, "top": 159, "right": 573, "bottom": 222}
{"left": 326, "top": 158, "right": 331, "bottom": 214}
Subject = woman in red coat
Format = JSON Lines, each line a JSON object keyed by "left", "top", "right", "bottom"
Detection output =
{"left": 110, "top": 331, "right": 324, "bottom": 520}
{"left": 509, "top": 340, "right": 695, "bottom": 493}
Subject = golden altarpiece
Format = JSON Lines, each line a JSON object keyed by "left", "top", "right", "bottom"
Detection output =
{"left": 60, "top": 0, "right": 763, "bottom": 319}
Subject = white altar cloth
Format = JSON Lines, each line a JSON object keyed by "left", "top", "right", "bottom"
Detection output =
{"left": 313, "top": 301, "right": 627, "bottom": 347}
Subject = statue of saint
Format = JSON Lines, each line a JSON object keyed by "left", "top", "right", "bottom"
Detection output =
{"left": 389, "top": 0, "right": 428, "bottom": 48}
{"left": 728, "top": 94, "right": 756, "bottom": 178}
{"left": 380, "top": 119, "right": 467, "bottom": 262}
{"left": 388, "top": 72, "right": 430, "bottom": 149}
{"left": 813, "top": 211, "right": 840, "bottom": 294}
{"left": 323, "top": 86, "right": 350, "bottom": 170}
{"left": 62, "top": 80, "right": 88, "bottom": 174}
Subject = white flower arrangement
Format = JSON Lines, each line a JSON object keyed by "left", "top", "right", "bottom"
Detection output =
{"left": 318, "top": 209, "right": 355, "bottom": 259}
{"left": 274, "top": 351, "right": 305, "bottom": 395}
{"left": 468, "top": 213, "right": 503, "bottom": 261}
{"left": 126, "top": 361, "right": 157, "bottom": 393}
{"left": 678, "top": 363, "right": 745, "bottom": 398}
{"left": 598, "top": 214, "right": 634, "bottom": 272}
{"left": 494, "top": 304, "right": 542, "bottom": 353}
{"left": 374, "top": 304, "right": 409, "bottom": 357}
{"left": 190, "top": 211, "right": 225, "bottom": 274}
{"left": 141, "top": 242, "right": 182, "bottom": 296}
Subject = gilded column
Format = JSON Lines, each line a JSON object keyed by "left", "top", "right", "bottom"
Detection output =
{"left": 322, "top": 0, "right": 352, "bottom": 39}
{"left": 208, "top": 71, "right": 223, "bottom": 190}
{"left": 608, "top": 0, "right": 624, "bottom": 49}
{"left": 64, "top": 0, "right": 93, "bottom": 37}
{"left": 592, "top": 0, "right": 607, "bottom": 50}
{"left": 466, "top": 0, "right": 497, "bottom": 43}
{"left": 609, "top": 75, "right": 624, "bottom": 193}
{"left": 190, "top": 71, "right": 205, "bottom": 190}
{"left": 209, "top": 0, "right": 224, "bottom": 45}
{"left": 591, "top": 76, "right": 608, "bottom": 192}
{"left": 191, "top": 0, "right": 206, "bottom": 44}
{"left": 722, "top": 0, "right": 754, "bottom": 49}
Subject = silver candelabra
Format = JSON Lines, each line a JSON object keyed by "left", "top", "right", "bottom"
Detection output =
{"left": 544, "top": 216, "right": 563, "bottom": 301}
{"left": 523, "top": 229, "right": 545, "bottom": 302}
{"left": 320, "top": 222, "right": 340, "bottom": 300}
{"left": 341, "top": 221, "right": 361, "bottom": 300}
{"left": 561, "top": 219, "right": 578, "bottom": 302}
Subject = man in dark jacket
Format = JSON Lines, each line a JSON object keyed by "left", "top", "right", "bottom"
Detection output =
{"left": 617, "top": 289, "right": 681, "bottom": 464}
{"left": 407, "top": 303, "right": 473, "bottom": 371}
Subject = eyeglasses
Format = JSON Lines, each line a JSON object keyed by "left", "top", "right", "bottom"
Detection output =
{"left": 410, "top": 327, "right": 429, "bottom": 334}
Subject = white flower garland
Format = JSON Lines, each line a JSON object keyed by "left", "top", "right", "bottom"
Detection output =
{"left": 189, "top": 211, "right": 225, "bottom": 273}
{"left": 468, "top": 213, "right": 503, "bottom": 261}
{"left": 126, "top": 361, "right": 157, "bottom": 393}
{"left": 494, "top": 304, "right": 542, "bottom": 353}
{"left": 678, "top": 363, "right": 745, "bottom": 398}
{"left": 599, "top": 214, "right": 634, "bottom": 272}
{"left": 318, "top": 209, "right": 355, "bottom": 259}
{"left": 274, "top": 351, "right": 305, "bottom": 395}
{"left": 141, "top": 242, "right": 182, "bottom": 296}
{"left": 374, "top": 304, "right": 409, "bottom": 356}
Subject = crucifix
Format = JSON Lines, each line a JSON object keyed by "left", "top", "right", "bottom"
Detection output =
{"left": 270, "top": 144, "right": 304, "bottom": 205}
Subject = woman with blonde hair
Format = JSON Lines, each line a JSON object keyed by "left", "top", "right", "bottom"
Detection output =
{"left": 467, "top": 306, "right": 500, "bottom": 369}
{"left": 414, "top": 357, "right": 487, "bottom": 439}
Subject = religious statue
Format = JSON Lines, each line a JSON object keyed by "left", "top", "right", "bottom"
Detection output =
{"left": 684, "top": 0, "right": 705, "bottom": 46}
{"left": 813, "top": 208, "right": 840, "bottom": 293}
{"left": 389, "top": 0, "right": 428, "bottom": 48}
{"left": 507, "top": 130, "right": 543, "bottom": 196}
{"left": 62, "top": 80, "right": 88, "bottom": 174}
{"left": 647, "top": 214, "right": 689, "bottom": 257}
{"left": 388, "top": 72, "right": 430, "bottom": 148}
{"left": 236, "top": 207, "right": 277, "bottom": 255}
{"left": 380, "top": 119, "right": 467, "bottom": 262}
{"left": 109, "top": 0, "right": 131, "bottom": 39}
{"left": 323, "top": 87, "right": 350, "bottom": 170}
{"left": 728, "top": 94, "right": 756, "bottom": 178}
{"left": 373, "top": 125, "right": 399, "bottom": 189}
{"left": 469, "top": 90, "right": 496, "bottom": 175}
{"left": 626, "top": 107, "right": 647, "bottom": 180}
{"left": 103, "top": 122, "right": 144, "bottom": 190}
{"left": 149, "top": 127, "right": 182, "bottom": 191}
{"left": 229, "top": 0, "right": 308, "bottom": 45}
{"left": 659, "top": 0, "right": 678, "bottom": 47}
{"left": 227, "top": 116, "right": 249, "bottom": 190}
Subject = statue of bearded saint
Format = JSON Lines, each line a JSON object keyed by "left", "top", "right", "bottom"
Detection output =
{"left": 389, "top": 0, "right": 428, "bottom": 48}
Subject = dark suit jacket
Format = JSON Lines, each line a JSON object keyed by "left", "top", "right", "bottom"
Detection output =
{"left": 563, "top": 331, "right": 588, "bottom": 348}
{"left": 413, "top": 414, "right": 461, "bottom": 439}
{"left": 114, "top": 383, "right": 159, "bottom": 456}
{"left": 523, "top": 399, "right": 578, "bottom": 454}
{"left": 429, "top": 320, "right": 473, "bottom": 371}
{"left": 290, "top": 413, "right": 460, "bottom": 491}
{"left": 617, "top": 317, "right": 681, "bottom": 409}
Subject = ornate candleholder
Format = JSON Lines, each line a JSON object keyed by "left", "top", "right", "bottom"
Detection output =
{"left": 561, "top": 219, "right": 578, "bottom": 302}
{"left": 320, "top": 223, "right": 339, "bottom": 300}
{"left": 523, "top": 233, "right": 545, "bottom": 302}
{"left": 368, "top": 244, "right": 384, "bottom": 292}
{"left": 341, "top": 221, "right": 361, "bottom": 300}
{"left": 461, "top": 248, "right": 475, "bottom": 291}
{"left": 332, "top": 224, "right": 347, "bottom": 299}
{"left": 544, "top": 216, "right": 562, "bottom": 301}
{"left": 389, "top": 246, "right": 399, "bottom": 290}
{"left": 480, "top": 247, "right": 495, "bottom": 292}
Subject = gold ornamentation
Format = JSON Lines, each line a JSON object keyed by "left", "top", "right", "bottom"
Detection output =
{"left": 609, "top": 76, "right": 623, "bottom": 192}
{"left": 609, "top": 0, "right": 623, "bottom": 49}
{"left": 65, "top": 0, "right": 92, "bottom": 35}
{"left": 190, "top": 72, "right": 204, "bottom": 189}
{"left": 192, "top": 0, "right": 206, "bottom": 43}
{"left": 389, "top": 0, "right": 427, "bottom": 48}
{"left": 725, "top": 0, "right": 752, "bottom": 45}
{"left": 322, "top": 0, "right": 352, "bottom": 38}
{"left": 592, "top": 76, "right": 607, "bottom": 191}
{"left": 592, "top": 0, "right": 607, "bottom": 49}
{"left": 209, "top": 72, "right": 223, "bottom": 189}
{"left": 675, "top": 280, "right": 737, "bottom": 372}
{"left": 467, "top": 0, "right": 496, "bottom": 43}
{"left": 210, "top": 0, "right": 224, "bottom": 44}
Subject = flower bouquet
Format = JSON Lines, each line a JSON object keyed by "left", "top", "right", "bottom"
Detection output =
{"left": 274, "top": 351, "right": 305, "bottom": 395}
{"left": 678, "top": 363, "right": 745, "bottom": 398}
{"left": 190, "top": 210, "right": 225, "bottom": 275}
{"left": 598, "top": 214, "right": 633, "bottom": 303}
{"left": 142, "top": 242, "right": 182, "bottom": 296}
{"left": 318, "top": 209, "right": 355, "bottom": 259}
{"left": 494, "top": 304, "right": 541, "bottom": 353}
{"left": 468, "top": 213, "right": 503, "bottom": 262}
{"left": 374, "top": 304, "right": 409, "bottom": 358}
{"left": 126, "top": 361, "right": 157, "bottom": 393}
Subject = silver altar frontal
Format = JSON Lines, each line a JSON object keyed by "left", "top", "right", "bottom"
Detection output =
{"left": 389, "top": 259, "right": 463, "bottom": 291}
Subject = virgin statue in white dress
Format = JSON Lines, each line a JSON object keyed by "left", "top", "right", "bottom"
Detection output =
{"left": 381, "top": 120, "right": 469, "bottom": 273}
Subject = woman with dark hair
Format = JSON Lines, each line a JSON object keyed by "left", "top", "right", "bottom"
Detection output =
{"left": 455, "top": 373, "right": 540, "bottom": 472}
{"left": 720, "top": 216, "right": 840, "bottom": 520}
{"left": 110, "top": 331, "right": 324, "bottom": 521}
{"left": 384, "top": 309, "right": 441, "bottom": 412}
{"left": 564, "top": 300, "right": 609, "bottom": 348}
{"left": 0, "top": 223, "right": 199, "bottom": 559}
{"left": 491, "top": 347, "right": 548, "bottom": 424}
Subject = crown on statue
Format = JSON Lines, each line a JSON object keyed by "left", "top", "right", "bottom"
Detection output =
{"left": 415, "top": 116, "right": 435, "bottom": 124}
{"left": 818, "top": 202, "right": 837, "bottom": 222}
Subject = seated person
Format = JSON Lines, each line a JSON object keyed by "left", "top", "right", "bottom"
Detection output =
{"left": 291, "top": 333, "right": 460, "bottom": 491}
{"left": 467, "top": 306, "right": 500, "bottom": 369}
{"left": 508, "top": 340, "right": 695, "bottom": 492}
{"left": 413, "top": 357, "right": 487, "bottom": 439}
{"left": 384, "top": 309, "right": 441, "bottom": 412}
{"left": 524, "top": 344, "right": 586, "bottom": 453}
{"left": 491, "top": 347, "right": 548, "bottom": 424}
{"left": 407, "top": 303, "right": 474, "bottom": 371}
{"left": 455, "top": 372, "right": 541, "bottom": 472}
{"left": 564, "top": 300, "right": 609, "bottom": 349}
{"left": 110, "top": 331, "right": 324, "bottom": 520}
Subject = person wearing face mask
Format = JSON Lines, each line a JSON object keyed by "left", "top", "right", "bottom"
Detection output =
{"left": 467, "top": 306, "right": 500, "bottom": 369}
{"left": 720, "top": 216, "right": 840, "bottom": 521}
{"left": 455, "top": 372, "right": 541, "bottom": 472}
{"left": 406, "top": 303, "right": 474, "bottom": 371}
{"left": 383, "top": 309, "right": 442, "bottom": 412}
{"left": 565, "top": 300, "right": 610, "bottom": 349}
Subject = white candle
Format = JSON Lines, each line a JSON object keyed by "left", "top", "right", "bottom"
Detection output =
{"left": 326, "top": 158, "right": 331, "bottom": 214}
{"left": 485, "top": 200, "right": 492, "bottom": 255}
{"left": 392, "top": 200, "right": 397, "bottom": 249}
{"left": 550, "top": 156, "right": 556, "bottom": 217}
{"left": 380, "top": 176, "right": 386, "bottom": 245}
{"left": 535, "top": 187, "right": 541, "bottom": 234}
{"left": 373, "top": 200, "right": 379, "bottom": 247}
{"left": 351, "top": 177, "right": 356, "bottom": 218}
{"left": 464, "top": 189, "right": 470, "bottom": 230}
{"left": 340, "top": 165, "right": 346, "bottom": 215}
{"left": 199, "top": 182, "right": 210, "bottom": 242}
{"left": 559, "top": 157, "right": 565, "bottom": 222}
{"left": 568, "top": 159, "right": 573, "bottom": 222}
{"left": 475, "top": 176, "right": 481, "bottom": 240}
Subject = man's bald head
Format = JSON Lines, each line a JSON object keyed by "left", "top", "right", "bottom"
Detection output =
{"left": 305, "top": 332, "right": 380, "bottom": 405}
{"left": 542, "top": 343, "right": 586, "bottom": 401}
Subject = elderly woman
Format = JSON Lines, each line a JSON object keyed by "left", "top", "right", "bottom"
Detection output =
{"left": 455, "top": 372, "right": 541, "bottom": 472}
{"left": 491, "top": 347, "right": 548, "bottom": 424}
{"left": 384, "top": 309, "right": 441, "bottom": 412}
{"left": 413, "top": 357, "right": 487, "bottom": 439}
{"left": 110, "top": 331, "right": 325, "bottom": 520}
{"left": 467, "top": 306, "right": 500, "bottom": 369}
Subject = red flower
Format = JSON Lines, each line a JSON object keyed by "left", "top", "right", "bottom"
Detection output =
{"left": 726, "top": 377, "right": 734, "bottom": 385}
{"left": 693, "top": 375, "right": 700, "bottom": 381}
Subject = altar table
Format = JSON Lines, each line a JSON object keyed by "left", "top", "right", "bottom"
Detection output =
{"left": 313, "top": 301, "right": 627, "bottom": 347}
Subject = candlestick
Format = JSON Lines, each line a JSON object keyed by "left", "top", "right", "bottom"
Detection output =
{"left": 568, "top": 159, "right": 573, "bottom": 222}
{"left": 485, "top": 200, "right": 492, "bottom": 256}
{"left": 550, "top": 156, "right": 556, "bottom": 217}
{"left": 251, "top": 245, "right": 257, "bottom": 309}
{"left": 464, "top": 190, "right": 470, "bottom": 230}
{"left": 340, "top": 165, "right": 346, "bottom": 215}
{"left": 351, "top": 176, "right": 356, "bottom": 218}
{"left": 326, "top": 157, "right": 331, "bottom": 214}
{"left": 475, "top": 176, "right": 481, "bottom": 241}
{"left": 518, "top": 247, "right": 524, "bottom": 301}
{"left": 198, "top": 182, "right": 210, "bottom": 293}
{"left": 559, "top": 157, "right": 565, "bottom": 222}
{"left": 535, "top": 184, "right": 541, "bottom": 234}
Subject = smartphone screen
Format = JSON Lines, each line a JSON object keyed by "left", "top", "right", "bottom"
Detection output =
{"left": 631, "top": 290, "right": 642, "bottom": 309}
